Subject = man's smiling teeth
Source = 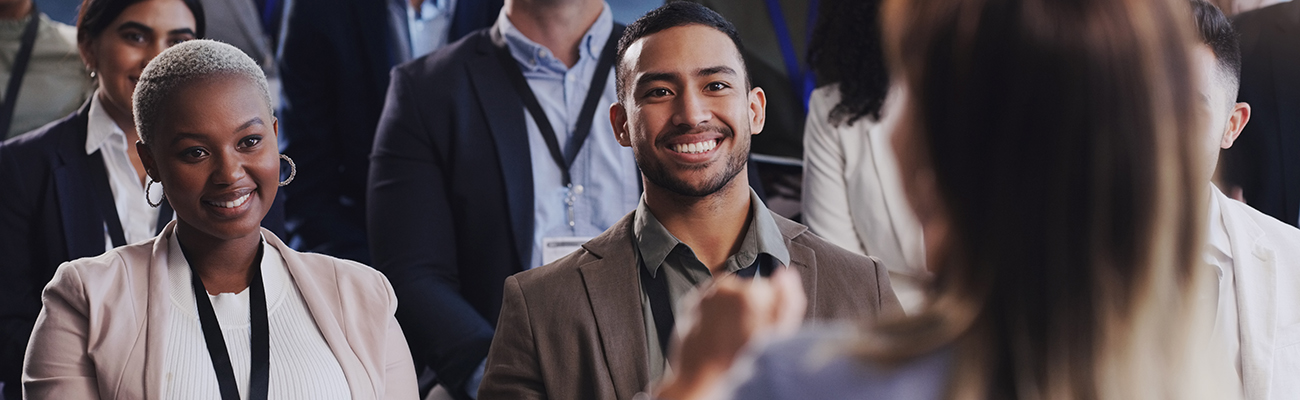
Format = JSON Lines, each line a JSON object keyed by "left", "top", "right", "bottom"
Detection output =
{"left": 672, "top": 140, "right": 718, "bottom": 154}
{"left": 207, "top": 193, "right": 251, "bottom": 208}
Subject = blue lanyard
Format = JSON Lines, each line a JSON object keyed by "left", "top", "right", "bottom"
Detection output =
{"left": 763, "top": 0, "right": 819, "bottom": 113}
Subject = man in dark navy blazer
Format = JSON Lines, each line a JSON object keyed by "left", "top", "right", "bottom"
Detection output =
{"left": 1222, "top": 0, "right": 1300, "bottom": 227}
{"left": 277, "top": 0, "right": 501, "bottom": 264}
{"left": 0, "top": 104, "right": 286, "bottom": 399}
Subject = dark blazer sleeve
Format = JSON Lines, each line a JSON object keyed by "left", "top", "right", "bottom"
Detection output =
{"left": 477, "top": 275, "right": 545, "bottom": 400}
{"left": 368, "top": 58, "right": 495, "bottom": 397}
{"left": 277, "top": 0, "right": 373, "bottom": 262}
{"left": 0, "top": 127, "right": 62, "bottom": 395}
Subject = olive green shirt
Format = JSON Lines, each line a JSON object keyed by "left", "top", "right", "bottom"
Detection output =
{"left": 0, "top": 12, "right": 92, "bottom": 138}
{"left": 634, "top": 189, "right": 791, "bottom": 382}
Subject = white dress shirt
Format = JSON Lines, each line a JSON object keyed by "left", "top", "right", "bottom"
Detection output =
{"left": 408, "top": 0, "right": 456, "bottom": 58}
{"left": 85, "top": 95, "right": 160, "bottom": 251}
{"left": 1206, "top": 186, "right": 1242, "bottom": 389}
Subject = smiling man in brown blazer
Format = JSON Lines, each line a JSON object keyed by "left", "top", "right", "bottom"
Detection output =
{"left": 477, "top": 3, "right": 903, "bottom": 400}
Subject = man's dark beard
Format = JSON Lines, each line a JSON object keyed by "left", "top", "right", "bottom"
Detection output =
{"left": 638, "top": 124, "right": 749, "bottom": 197}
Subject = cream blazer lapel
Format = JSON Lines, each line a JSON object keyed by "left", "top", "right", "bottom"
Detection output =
{"left": 269, "top": 230, "right": 376, "bottom": 399}
{"left": 1220, "top": 188, "right": 1278, "bottom": 400}
{"left": 142, "top": 222, "right": 174, "bottom": 400}
{"left": 142, "top": 223, "right": 376, "bottom": 399}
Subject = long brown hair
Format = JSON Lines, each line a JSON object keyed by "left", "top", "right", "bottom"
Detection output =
{"left": 862, "top": 0, "right": 1228, "bottom": 397}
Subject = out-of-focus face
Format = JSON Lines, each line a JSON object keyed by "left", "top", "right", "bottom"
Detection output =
{"left": 79, "top": 0, "right": 196, "bottom": 122}
{"left": 139, "top": 75, "right": 278, "bottom": 244}
{"left": 1193, "top": 45, "right": 1251, "bottom": 184}
{"left": 611, "top": 24, "right": 765, "bottom": 197}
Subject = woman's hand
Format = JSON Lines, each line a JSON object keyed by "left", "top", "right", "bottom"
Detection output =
{"left": 654, "top": 268, "right": 807, "bottom": 400}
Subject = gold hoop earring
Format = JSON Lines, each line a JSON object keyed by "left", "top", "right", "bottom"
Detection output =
{"left": 279, "top": 154, "right": 296, "bottom": 186}
{"left": 145, "top": 177, "right": 165, "bottom": 208}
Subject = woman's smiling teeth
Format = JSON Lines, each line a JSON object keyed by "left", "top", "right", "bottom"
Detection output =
{"left": 672, "top": 139, "right": 718, "bottom": 154}
{"left": 206, "top": 193, "right": 251, "bottom": 209}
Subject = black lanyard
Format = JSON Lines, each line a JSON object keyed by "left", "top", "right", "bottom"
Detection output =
{"left": 493, "top": 25, "right": 624, "bottom": 187}
{"left": 182, "top": 242, "right": 270, "bottom": 400}
{"left": 1, "top": 4, "right": 41, "bottom": 138}
{"left": 85, "top": 150, "right": 175, "bottom": 247}
{"left": 640, "top": 252, "right": 779, "bottom": 356}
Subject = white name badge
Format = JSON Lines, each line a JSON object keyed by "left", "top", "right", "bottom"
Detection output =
{"left": 541, "top": 236, "right": 594, "bottom": 265}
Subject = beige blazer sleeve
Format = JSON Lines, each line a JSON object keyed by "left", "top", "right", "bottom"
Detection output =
{"left": 23, "top": 263, "right": 99, "bottom": 399}
{"left": 802, "top": 86, "right": 870, "bottom": 256}
{"left": 801, "top": 86, "right": 927, "bottom": 313}
{"left": 381, "top": 287, "right": 419, "bottom": 400}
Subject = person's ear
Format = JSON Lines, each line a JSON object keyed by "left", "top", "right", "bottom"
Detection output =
{"left": 136, "top": 140, "right": 159, "bottom": 181}
{"left": 272, "top": 116, "right": 279, "bottom": 139}
{"left": 1221, "top": 102, "right": 1251, "bottom": 149}
{"left": 78, "top": 39, "right": 97, "bottom": 76}
{"left": 748, "top": 86, "right": 766, "bottom": 135}
{"left": 611, "top": 102, "right": 631, "bottom": 147}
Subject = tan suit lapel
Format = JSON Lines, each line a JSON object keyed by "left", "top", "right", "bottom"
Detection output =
{"left": 267, "top": 230, "right": 373, "bottom": 399}
{"left": 577, "top": 214, "right": 650, "bottom": 399}
{"left": 774, "top": 213, "right": 819, "bottom": 315}
{"left": 1221, "top": 191, "right": 1277, "bottom": 400}
{"left": 142, "top": 222, "right": 176, "bottom": 400}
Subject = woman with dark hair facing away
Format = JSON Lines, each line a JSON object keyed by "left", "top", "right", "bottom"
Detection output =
{"left": 652, "top": 0, "right": 1240, "bottom": 397}
{"left": 0, "top": 0, "right": 205, "bottom": 395}
{"left": 801, "top": 0, "right": 926, "bottom": 313}
{"left": 21, "top": 39, "right": 418, "bottom": 399}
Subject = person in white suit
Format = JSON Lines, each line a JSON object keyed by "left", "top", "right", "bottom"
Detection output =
{"left": 1191, "top": 2, "right": 1300, "bottom": 398}
{"left": 801, "top": 0, "right": 926, "bottom": 313}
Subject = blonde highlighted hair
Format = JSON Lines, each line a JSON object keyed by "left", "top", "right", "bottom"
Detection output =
{"left": 860, "top": 0, "right": 1233, "bottom": 397}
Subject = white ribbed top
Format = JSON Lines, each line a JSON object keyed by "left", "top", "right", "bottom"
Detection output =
{"left": 162, "top": 233, "right": 350, "bottom": 399}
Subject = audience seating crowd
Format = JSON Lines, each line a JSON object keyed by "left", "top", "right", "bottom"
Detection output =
{"left": 1, "top": 0, "right": 1297, "bottom": 399}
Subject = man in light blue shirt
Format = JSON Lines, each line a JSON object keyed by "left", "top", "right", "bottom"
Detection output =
{"left": 367, "top": 0, "right": 638, "bottom": 399}
{"left": 497, "top": 3, "right": 641, "bottom": 269}
{"left": 387, "top": 0, "right": 459, "bottom": 62}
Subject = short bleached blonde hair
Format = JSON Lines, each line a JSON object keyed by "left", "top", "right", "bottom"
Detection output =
{"left": 133, "top": 39, "right": 271, "bottom": 144}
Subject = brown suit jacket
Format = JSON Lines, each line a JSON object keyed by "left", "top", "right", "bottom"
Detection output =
{"left": 478, "top": 210, "right": 903, "bottom": 400}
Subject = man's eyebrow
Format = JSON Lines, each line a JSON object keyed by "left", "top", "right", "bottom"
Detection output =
{"left": 697, "top": 66, "right": 737, "bottom": 77}
{"left": 169, "top": 28, "right": 196, "bottom": 36}
{"left": 117, "top": 22, "right": 154, "bottom": 34}
{"left": 635, "top": 72, "right": 680, "bottom": 88}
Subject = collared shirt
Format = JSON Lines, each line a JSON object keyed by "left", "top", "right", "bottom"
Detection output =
{"left": 1206, "top": 185, "right": 1242, "bottom": 387}
{"left": 85, "top": 95, "right": 160, "bottom": 251}
{"left": 386, "top": 0, "right": 458, "bottom": 64}
{"left": 497, "top": 4, "right": 641, "bottom": 269}
{"left": 635, "top": 189, "right": 791, "bottom": 381}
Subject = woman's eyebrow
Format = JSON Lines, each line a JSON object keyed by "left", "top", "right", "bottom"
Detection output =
{"left": 116, "top": 21, "right": 154, "bottom": 34}
{"left": 236, "top": 117, "right": 265, "bottom": 132}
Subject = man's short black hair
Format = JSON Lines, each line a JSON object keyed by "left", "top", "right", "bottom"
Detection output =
{"left": 1191, "top": 0, "right": 1241, "bottom": 92}
{"left": 615, "top": 1, "right": 747, "bottom": 101}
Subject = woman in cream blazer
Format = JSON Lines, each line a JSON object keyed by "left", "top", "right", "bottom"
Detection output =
{"left": 802, "top": 0, "right": 927, "bottom": 314}
{"left": 802, "top": 86, "right": 927, "bottom": 313}
{"left": 22, "top": 223, "right": 417, "bottom": 399}
{"left": 22, "top": 40, "right": 417, "bottom": 399}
